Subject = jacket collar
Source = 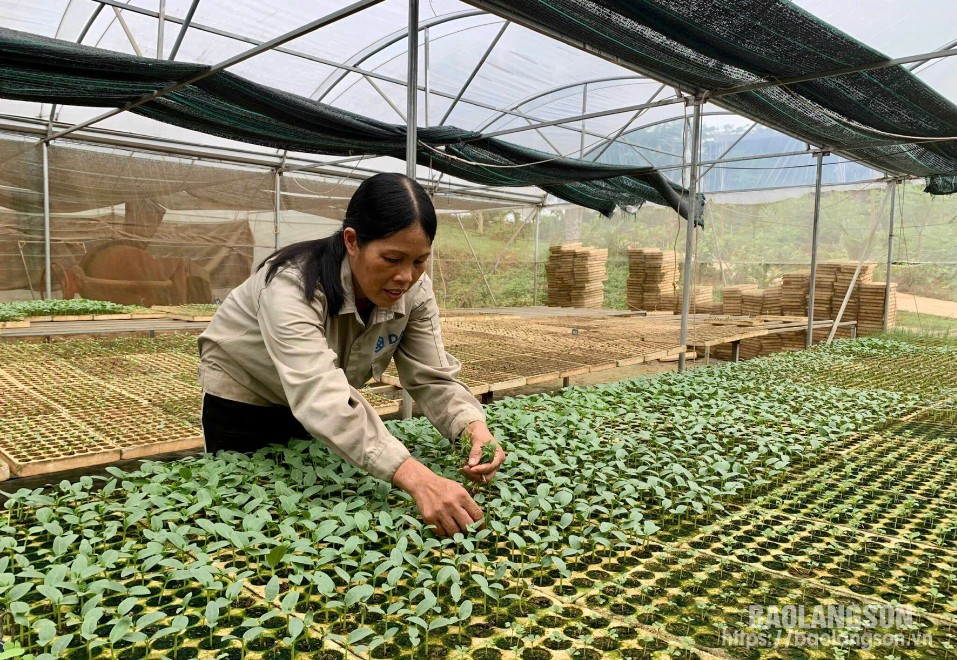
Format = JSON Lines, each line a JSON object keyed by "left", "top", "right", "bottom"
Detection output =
{"left": 338, "top": 256, "right": 406, "bottom": 323}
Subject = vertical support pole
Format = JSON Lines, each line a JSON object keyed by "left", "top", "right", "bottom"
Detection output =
{"left": 405, "top": 0, "right": 419, "bottom": 177}
{"left": 157, "top": 0, "right": 166, "bottom": 58}
{"left": 806, "top": 151, "right": 824, "bottom": 348}
{"left": 273, "top": 170, "right": 281, "bottom": 250}
{"left": 401, "top": 0, "right": 419, "bottom": 420}
{"left": 730, "top": 340, "right": 740, "bottom": 363}
{"left": 533, "top": 207, "right": 541, "bottom": 306}
{"left": 579, "top": 84, "right": 588, "bottom": 158}
{"left": 883, "top": 179, "right": 897, "bottom": 331}
{"left": 423, "top": 27, "right": 430, "bottom": 128}
{"left": 423, "top": 26, "right": 435, "bottom": 285}
{"left": 678, "top": 98, "right": 702, "bottom": 372}
{"left": 42, "top": 142, "right": 52, "bottom": 300}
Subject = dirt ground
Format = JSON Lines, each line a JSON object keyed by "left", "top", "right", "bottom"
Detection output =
{"left": 896, "top": 294, "right": 957, "bottom": 319}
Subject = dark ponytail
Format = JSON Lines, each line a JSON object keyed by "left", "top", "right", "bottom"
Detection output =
{"left": 259, "top": 173, "right": 437, "bottom": 316}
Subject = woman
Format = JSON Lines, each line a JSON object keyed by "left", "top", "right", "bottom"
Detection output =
{"left": 198, "top": 172, "right": 506, "bottom": 537}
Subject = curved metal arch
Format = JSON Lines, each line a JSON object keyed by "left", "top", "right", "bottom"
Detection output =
{"left": 619, "top": 110, "right": 736, "bottom": 136}
{"left": 586, "top": 111, "right": 740, "bottom": 164}
{"left": 311, "top": 9, "right": 487, "bottom": 102}
{"left": 473, "top": 75, "right": 655, "bottom": 132}
{"left": 321, "top": 17, "right": 503, "bottom": 107}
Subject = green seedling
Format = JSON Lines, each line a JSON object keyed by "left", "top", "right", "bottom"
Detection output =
{"left": 457, "top": 430, "right": 503, "bottom": 468}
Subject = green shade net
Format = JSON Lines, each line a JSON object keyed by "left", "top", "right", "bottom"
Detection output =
{"left": 469, "top": 0, "right": 957, "bottom": 186}
{"left": 0, "top": 27, "right": 701, "bottom": 221}
{"left": 925, "top": 175, "right": 957, "bottom": 195}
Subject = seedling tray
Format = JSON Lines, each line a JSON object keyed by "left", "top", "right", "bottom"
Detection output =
{"left": 0, "top": 412, "right": 120, "bottom": 476}
{"left": 2, "top": 335, "right": 955, "bottom": 660}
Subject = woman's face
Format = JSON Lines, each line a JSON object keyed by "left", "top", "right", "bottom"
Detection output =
{"left": 344, "top": 224, "right": 432, "bottom": 308}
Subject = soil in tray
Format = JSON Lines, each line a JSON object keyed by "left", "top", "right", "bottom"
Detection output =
{"left": 470, "top": 650, "right": 503, "bottom": 660}
{"left": 0, "top": 390, "right": 56, "bottom": 416}
{"left": 73, "top": 356, "right": 155, "bottom": 378}
{"left": 0, "top": 408, "right": 107, "bottom": 445}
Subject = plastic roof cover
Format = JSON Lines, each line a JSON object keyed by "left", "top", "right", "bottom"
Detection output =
{"left": 1, "top": 0, "right": 955, "bottom": 198}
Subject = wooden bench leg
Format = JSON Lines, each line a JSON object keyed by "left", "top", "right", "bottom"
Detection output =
{"left": 731, "top": 340, "right": 740, "bottom": 363}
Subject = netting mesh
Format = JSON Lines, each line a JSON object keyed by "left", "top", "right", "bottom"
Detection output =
{"left": 0, "top": 27, "right": 695, "bottom": 219}
{"left": 0, "top": 135, "right": 265, "bottom": 303}
{"left": 0, "top": 135, "right": 42, "bottom": 296}
{"left": 1, "top": 6, "right": 954, "bottom": 315}
{"left": 0, "top": 133, "right": 533, "bottom": 304}
{"left": 470, "top": 0, "right": 957, "bottom": 178}
{"left": 425, "top": 181, "right": 956, "bottom": 318}
{"left": 925, "top": 175, "right": 957, "bottom": 196}
{"left": 1, "top": 135, "right": 954, "bottom": 326}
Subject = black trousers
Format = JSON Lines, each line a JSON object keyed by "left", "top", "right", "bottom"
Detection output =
{"left": 202, "top": 392, "right": 310, "bottom": 454}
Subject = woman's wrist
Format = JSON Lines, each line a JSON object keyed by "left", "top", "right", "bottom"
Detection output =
{"left": 392, "top": 457, "right": 432, "bottom": 496}
{"left": 463, "top": 419, "right": 489, "bottom": 438}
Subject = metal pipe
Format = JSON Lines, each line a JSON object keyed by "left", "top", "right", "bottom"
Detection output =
{"left": 17, "top": 241, "right": 36, "bottom": 300}
{"left": 42, "top": 0, "right": 384, "bottom": 144}
{"left": 678, "top": 99, "right": 702, "bottom": 372}
{"left": 712, "top": 46, "right": 957, "bottom": 98}
{"left": 364, "top": 76, "right": 407, "bottom": 121}
{"left": 313, "top": 9, "right": 483, "bottom": 101}
{"left": 113, "top": 6, "right": 144, "bottom": 57}
{"left": 423, "top": 28, "right": 435, "bottom": 283}
{"left": 402, "top": 0, "right": 419, "bottom": 420}
{"left": 477, "top": 74, "right": 648, "bottom": 131}
{"left": 77, "top": 0, "right": 697, "bottom": 159}
{"left": 473, "top": 95, "right": 688, "bottom": 141}
{"left": 169, "top": 0, "right": 201, "bottom": 60}
{"left": 883, "top": 179, "right": 898, "bottom": 330}
{"left": 585, "top": 83, "right": 667, "bottom": 162}
{"left": 697, "top": 122, "right": 757, "bottom": 182}
{"left": 423, "top": 27, "right": 430, "bottom": 128}
{"left": 157, "top": 0, "right": 165, "bottom": 58}
{"left": 806, "top": 150, "right": 824, "bottom": 348}
{"left": 42, "top": 142, "right": 52, "bottom": 300}
{"left": 533, "top": 206, "right": 541, "bottom": 305}
{"left": 77, "top": 4, "right": 106, "bottom": 44}
{"left": 907, "top": 39, "right": 957, "bottom": 71}
{"left": 89, "top": 1, "right": 490, "bottom": 119}
{"left": 447, "top": 3, "right": 696, "bottom": 99}
{"left": 579, "top": 83, "right": 588, "bottom": 157}
{"left": 406, "top": 0, "right": 419, "bottom": 179}
{"left": 273, "top": 169, "right": 281, "bottom": 250}
{"left": 440, "top": 22, "right": 509, "bottom": 125}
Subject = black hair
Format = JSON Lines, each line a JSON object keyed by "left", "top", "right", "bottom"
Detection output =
{"left": 260, "top": 173, "right": 437, "bottom": 315}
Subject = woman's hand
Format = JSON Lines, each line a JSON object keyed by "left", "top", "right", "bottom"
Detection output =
{"left": 461, "top": 420, "right": 507, "bottom": 483}
{"left": 392, "top": 457, "right": 483, "bottom": 537}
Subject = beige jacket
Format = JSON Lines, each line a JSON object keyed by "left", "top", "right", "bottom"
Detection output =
{"left": 198, "top": 257, "right": 485, "bottom": 482}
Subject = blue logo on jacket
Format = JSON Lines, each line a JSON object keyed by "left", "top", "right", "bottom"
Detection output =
{"left": 375, "top": 333, "right": 402, "bottom": 353}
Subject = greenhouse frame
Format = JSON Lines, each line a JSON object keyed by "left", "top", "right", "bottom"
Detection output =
{"left": 1, "top": 1, "right": 956, "bottom": 659}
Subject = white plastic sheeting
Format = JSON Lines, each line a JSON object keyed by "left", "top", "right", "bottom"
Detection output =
{"left": 0, "top": 0, "right": 954, "bottom": 194}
